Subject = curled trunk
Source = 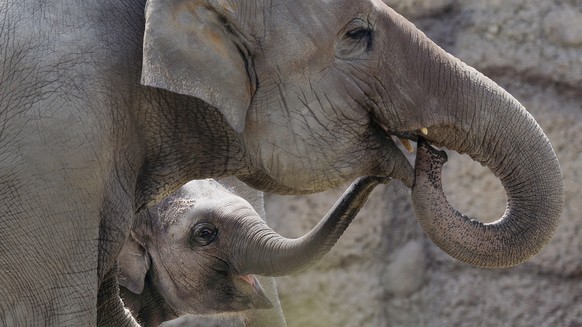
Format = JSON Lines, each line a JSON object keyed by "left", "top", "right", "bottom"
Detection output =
{"left": 408, "top": 54, "right": 563, "bottom": 268}
{"left": 412, "top": 138, "right": 562, "bottom": 267}
{"left": 237, "top": 176, "right": 388, "bottom": 276}
{"left": 368, "top": 12, "right": 566, "bottom": 267}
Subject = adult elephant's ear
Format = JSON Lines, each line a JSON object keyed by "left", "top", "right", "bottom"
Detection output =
{"left": 141, "top": 0, "right": 252, "bottom": 133}
{"left": 118, "top": 232, "right": 151, "bottom": 294}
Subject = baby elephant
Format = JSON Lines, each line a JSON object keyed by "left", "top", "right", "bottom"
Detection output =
{"left": 118, "top": 177, "right": 387, "bottom": 326}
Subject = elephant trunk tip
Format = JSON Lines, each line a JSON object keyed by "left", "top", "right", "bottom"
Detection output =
{"left": 412, "top": 138, "right": 448, "bottom": 187}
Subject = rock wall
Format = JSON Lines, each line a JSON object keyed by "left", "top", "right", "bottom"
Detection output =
{"left": 266, "top": 1, "right": 582, "bottom": 326}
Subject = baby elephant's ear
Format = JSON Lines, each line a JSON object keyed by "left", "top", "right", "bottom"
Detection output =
{"left": 141, "top": 0, "right": 252, "bottom": 133}
{"left": 118, "top": 232, "right": 151, "bottom": 294}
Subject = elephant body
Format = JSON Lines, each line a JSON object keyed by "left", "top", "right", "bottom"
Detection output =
{"left": 2, "top": 1, "right": 255, "bottom": 324}
{"left": 0, "top": 0, "right": 562, "bottom": 325}
{"left": 2, "top": 2, "right": 140, "bottom": 324}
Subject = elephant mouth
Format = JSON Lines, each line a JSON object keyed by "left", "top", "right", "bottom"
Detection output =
{"left": 392, "top": 130, "right": 423, "bottom": 152}
{"left": 380, "top": 124, "right": 453, "bottom": 187}
{"left": 375, "top": 116, "right": 430, "bottom": 143}
{"left": 379, "top": 122, "right": 435, "bottom": 159}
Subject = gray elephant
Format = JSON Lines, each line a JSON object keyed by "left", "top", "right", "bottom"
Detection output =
{"left": 0, "top": 0, "right": 563, "bottom": 325}
{"left": 117, "top": 177, "right": 385, "bottom": 326}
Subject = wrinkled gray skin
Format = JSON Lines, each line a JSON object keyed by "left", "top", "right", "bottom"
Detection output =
{"left": 0, "top": 0, "right": 563, "bottom": 325}
{"left": 118, "top": 177, "right": 385, "bottom": 326}
{"left": 412, "top": 139, "right": 562, "bottom": 268}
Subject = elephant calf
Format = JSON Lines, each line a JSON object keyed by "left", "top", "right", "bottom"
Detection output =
{"left": 118, "top": 177, "right": 387, "bottom": 326}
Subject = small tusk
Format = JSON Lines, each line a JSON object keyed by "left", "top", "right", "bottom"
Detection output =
{"left": 420, "top": 127, "right": 429, "bottom": 136}
{"left": 379, "top": 123, "right": 389, "bottom": 132}
{"left": 399, "top": 138, "right": 414, "bottom": 153}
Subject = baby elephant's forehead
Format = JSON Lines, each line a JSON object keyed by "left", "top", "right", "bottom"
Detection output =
{"left": 156, "top": 179, "right": 259, "bottom": 232}
{"left": 162, "top": 194, "right": 252, "bottom": 228}
{"left": 180, "top": 179, "right": 230, "bottom": 197}
{"left": 192, "top": 195, "right": 255, "bottom": 219}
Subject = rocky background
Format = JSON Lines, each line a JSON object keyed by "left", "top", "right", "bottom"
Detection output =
{"left": 267, "top": 0, "right": 582, "bottom": 326}
{"left": 166, "top": 0, "right": 581, "bottom": 326}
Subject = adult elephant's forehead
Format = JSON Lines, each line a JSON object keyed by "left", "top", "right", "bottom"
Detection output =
{"left": 281, "top": 1, "right": 376, "bottom": 31}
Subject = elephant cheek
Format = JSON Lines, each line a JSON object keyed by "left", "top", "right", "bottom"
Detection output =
{"left": 151, "top": 257, "right": 201, "bottom": 313}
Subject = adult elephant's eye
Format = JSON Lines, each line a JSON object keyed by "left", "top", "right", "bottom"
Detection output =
{"left": 191, "top": 222, "right": 218, "bottom": 246}
{"left": 346, "top": 27, "right": 372, "bottom": 43}
{"left": 336, "top": 18, "right": 373, "bottom": 59}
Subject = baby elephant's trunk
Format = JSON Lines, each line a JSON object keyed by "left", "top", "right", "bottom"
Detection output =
{"left": 238, "top": 176, "right": 388, "bottom": 276}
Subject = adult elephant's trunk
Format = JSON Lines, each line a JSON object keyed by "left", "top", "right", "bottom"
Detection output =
{"left": 236, "top": 176, "right": 387, "bottom": 276}
{"left": 406, "top": 39, "right": 564, "bottom": 267}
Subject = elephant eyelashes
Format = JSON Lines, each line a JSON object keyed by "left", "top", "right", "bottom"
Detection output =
{"left": 346, "top": 28, "right": 372, "bottom": 43}
{"left": 336, "top": 18, "right": 373, "bottom": 59}
{"left": 190, "top": 223, "right": 218, "bottom": 247}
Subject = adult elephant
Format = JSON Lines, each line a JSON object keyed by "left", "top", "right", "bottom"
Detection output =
{"left": 0, "top": 0, "right": 562, "bottom": 325}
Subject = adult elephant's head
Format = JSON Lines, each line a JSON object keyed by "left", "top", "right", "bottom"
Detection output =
{"left": 140, "top": 0, "right": 563, "bottom": 267}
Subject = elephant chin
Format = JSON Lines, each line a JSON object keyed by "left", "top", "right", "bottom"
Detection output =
{"left": 237, "top": 171, "right": 318, "bottom": 195}
{"left": 238, "top": 137, "right": 414, "bottom": 195}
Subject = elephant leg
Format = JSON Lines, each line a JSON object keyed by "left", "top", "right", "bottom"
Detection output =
{"left": 97, "top": 266, "right": 139, "bottom": 327}
{"left": 0, "top": 177, "right": 101, "bottom": 325}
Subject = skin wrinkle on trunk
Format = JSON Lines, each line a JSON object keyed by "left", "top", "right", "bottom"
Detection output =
{"left": 238, "top": 176, "right": 389, "bottom": 276}
{"left": 368, "top": 17, "right": 562, "bottom": 269}
{"left": 403, "top": 28, "right": 563, "bottom": 268}
{"left": 413, "top": 125, "right": 562, "bottom": 267}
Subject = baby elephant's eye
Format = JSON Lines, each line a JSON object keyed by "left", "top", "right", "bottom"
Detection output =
{"left": 191, "top": 223, "right": 218, "bottom": 246}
